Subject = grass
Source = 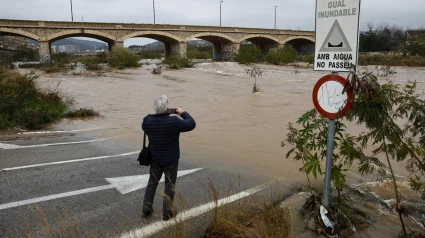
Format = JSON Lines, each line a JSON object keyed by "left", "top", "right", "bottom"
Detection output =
{"left": 162, "top": 56, "right": 193, "bottom": 69}
{"left": 0, "top": 64, "right": 99, "bottom": 130}
{"left": 187, "top": 48, "right": 212, "bottom": 59}
{"left": 108, "top": 48, "right": 141, "bottom": 68}
{"left": 140, "top": 52, "right": 163, "bottom": 59}
{"left": 25, "top": 206, "right": 81, "bottom": 238}
{"left": 204, "top": 180, "right": 292, "bottom": 238}
{"left": 0, "top": 65, "right": 68, "bottom": 130}
{"left": 65, "top": 108, "right": 100, "bottom": 118}
{"left": 359, "top": 54, "right": 425, "bottom": 67}
{"left": 234, "top": 44, "right": 264, "bottom": 65}
{"left": 265, "top": 46, "right": 298, "bottom": 65}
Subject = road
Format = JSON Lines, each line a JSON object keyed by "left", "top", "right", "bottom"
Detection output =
{"left": 0, "top": 127, "right": 280, "bottom": 237}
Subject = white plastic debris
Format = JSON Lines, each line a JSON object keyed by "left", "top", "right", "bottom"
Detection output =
{"left": 320, "top": 205, "right": 334, "bottom": 233}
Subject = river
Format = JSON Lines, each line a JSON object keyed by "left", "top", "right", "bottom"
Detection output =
{"left": 28, "top": 62, "right": 425, "bottom": 237}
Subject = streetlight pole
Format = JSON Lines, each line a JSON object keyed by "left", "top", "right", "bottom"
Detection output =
{"left": 274, "top": 6, "right": 278, "bottom": 29}
{"left": 153, "top": 0, "right": 156, "bottom": 24}
{"left": 70, "top": 0, "right": 74, "bottom": 22}
{"left": 220, "top": 1, "right": 223, "bottom": 27}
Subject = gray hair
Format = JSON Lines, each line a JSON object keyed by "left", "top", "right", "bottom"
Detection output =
{"left": 153, "top": 95, "right": 168, "bottom": 114}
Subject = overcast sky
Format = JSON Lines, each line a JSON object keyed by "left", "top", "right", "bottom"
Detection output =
{"left": 1, "top": 0, "right": 424, "bottom": 46}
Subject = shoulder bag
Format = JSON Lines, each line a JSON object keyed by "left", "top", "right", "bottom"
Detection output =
{"left": 137, "top": 132, "right": 152, "bottom": 166}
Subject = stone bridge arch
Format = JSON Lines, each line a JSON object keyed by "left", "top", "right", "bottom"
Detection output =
{"left": 45, "top": 29, "right": 116, "bottom": 44}
{"left": 121, "top": 31, "right": 183, "bottom": 43}
{"left": 283, "top": 36, "right": 315, "bottom": 55}
{"left": 121, "top": 31, "right": 185, "bottom": 57}
{"left": 186, "top": 33, "right": 236, "bottom": 60}
{"left": 238, "top": 34, "right": 281, "bottom": 54}
{"left": 0, "top": 27, "right": 40, "bottom": 41}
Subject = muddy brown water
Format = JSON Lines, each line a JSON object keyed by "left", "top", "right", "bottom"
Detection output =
{"left": 25, "top": 63, "right": 425, "bottom": 236}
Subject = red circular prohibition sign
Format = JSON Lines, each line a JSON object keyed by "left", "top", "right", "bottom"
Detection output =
{"left": 312, "top": 74, "right": 353, "bottom": 120}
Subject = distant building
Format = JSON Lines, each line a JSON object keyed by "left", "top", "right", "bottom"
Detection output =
{"left": 0, "top": 36, "right": 32, "bottom": 50}
{"left": 51, "top": 45, "right": 80, "bottom": 53}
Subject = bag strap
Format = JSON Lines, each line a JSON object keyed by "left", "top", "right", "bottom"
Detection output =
{"left": 143, "top": 132, "right": 147, "bottom": 148}
{"left": 143, "top": 114, "right": 150, "bottom": 148}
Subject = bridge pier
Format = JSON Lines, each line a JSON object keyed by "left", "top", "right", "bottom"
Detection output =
{"left": 109, "top": 41, "right": 124, "bottom": 51}
{"left": 171, "top": 42, "right": 187, "bottom": 58}
{"left": 38, "top": 41, "right": 51, "bottom": 62}
{"left": 213, "top": 43, "right": 239, "bottom": 60}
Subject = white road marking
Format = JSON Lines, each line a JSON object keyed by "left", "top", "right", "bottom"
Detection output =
{"left": 1, "top": 138, "right": 111, "bottom": 150}
{"left": 1, "top": 151, "right": 139, "bottom": 171}
{"left": 17, "top": 126, "right": 131, "bottom": 135}
{"left": 0, "top": 143, "right": 21, "bottom": 149}
{"left": 119, "top": 181, "right": 274, "bottom": 238}
{"left": 0, "top": 168, "right": 203, "bottom": 210}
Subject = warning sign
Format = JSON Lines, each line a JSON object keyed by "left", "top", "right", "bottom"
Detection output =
{"left": 314, "top": 0, "right": 361, "bottom": 72}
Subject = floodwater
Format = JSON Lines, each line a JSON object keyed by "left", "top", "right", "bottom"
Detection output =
{"left": 29, "top": 62, "right": 425, "bottom": 236}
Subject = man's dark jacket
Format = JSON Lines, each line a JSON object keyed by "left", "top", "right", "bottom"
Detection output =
{"left": 142, "top": 112, "right": 196, "bottom": 165}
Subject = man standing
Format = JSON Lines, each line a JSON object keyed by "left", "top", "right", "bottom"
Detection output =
{"left": 141, "top": 95, "right": 196, "bottom": 221}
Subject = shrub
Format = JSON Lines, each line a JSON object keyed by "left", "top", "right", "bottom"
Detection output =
{"left": 187, "top": 48, "right": 212, "bottom": 59}
{"left": 13, "top": 45, "right": 39, "bottom": 62}
{"left": 162, "top": 56, "right": 193, "bottom": 69}
{"left": 359, "top": 54, "right": 425, "bottom": 67}
{"left": 19, "top": 63, "right": 39, "bottom": 69}
{"left": 39, "top": 63, "right": 64, "bottom": 73}
{"left": 234, "top": 44, "right": 264, "bottom": 64}
{"left": 0, "top": 65, "right": 68, "bottom": 130}
{"left": 266, "top": 46, "right": 297, "bottom": 65}
{"left": 52, "top": 52, "right": 72, "bottom": 65}
{"left": 107, "top": 48, "right": 141, "bottom": 68}
{"left": 140, "top": 52, "right": 163, "bottom": 59}
{"left": 65, "top": 108, "right": 99, "bottom": 118}
{"left": 298, "top": 55, "right": 315, "bottom": 64}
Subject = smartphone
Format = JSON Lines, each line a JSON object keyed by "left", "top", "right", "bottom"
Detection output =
{"left": 166, "top": 108, "right": 177, "bottom": 114}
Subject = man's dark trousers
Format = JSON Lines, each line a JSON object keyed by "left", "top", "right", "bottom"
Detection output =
{"left": 143, "top": 163, "right": 178, "bottom": 218}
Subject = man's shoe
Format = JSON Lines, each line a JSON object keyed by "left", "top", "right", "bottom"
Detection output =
{"left": 141, "top": 210, "right": 152, "bottom": 219}
{"left": 162, "top": 212, "right": 178, "bottom": 221}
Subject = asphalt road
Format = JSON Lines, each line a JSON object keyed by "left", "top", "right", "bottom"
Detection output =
{"left": 0, "top": 129, "right": 282, "bottom": 237}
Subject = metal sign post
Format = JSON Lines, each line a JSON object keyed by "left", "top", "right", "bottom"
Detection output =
{"left": 312, "top": 74, "right": 353, "bottom": 207}
{"left": 323, "top": 119, "right": 335, "bottom": 206}
{"left": 313, "top": 0, "right": 361, "bottom": 207}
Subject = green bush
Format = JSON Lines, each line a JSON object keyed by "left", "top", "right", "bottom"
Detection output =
{"left": 234, "top": 44, "right": 264, "bottom": 64}
{"left": 266, "top": 46, "right": 298, "bottom": 65}
{"left": 13, "top": 45, "right": 39, "bottom": 62}
{"left": 0, "top": 65, "right": 68, "bottom": 130}
{"left": 65, "top": 108, "right": 99, "bottom": 118}
{"left": 162, "top": 56, "right": 193, "bottom": 69}
{"left": 140, "top": 52, "right": 163, "bottom": 59}
{"left": 84, "top": 62, "right": 102, "bottom": 71}
{"left": 19, "top": 63, "right": 39, "bottom": 69}
{"left": 52, "top": 52, "right": 72, "bottom": 65}
{"left": 107, "top": 48, "right": 141, "bottom": 68}
{"left": 358, "top": 54, "right": 425, "bottom": 67}
{"left": 187, "top": 48, "right": 212, "bottom": 59}
{"left": 298, "top": 55, "right": 315, "bottom": 64}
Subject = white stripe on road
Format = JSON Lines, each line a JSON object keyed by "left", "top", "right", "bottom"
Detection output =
{"left": 17, "top": 126, "right": 132, "bottom": 135}
{"left": 1, "top": 138, "right": 111, "bottom": 150}
{"left": 119, "top": 181, "right": 274, "bottom": 238}
{"left": 0, "top": 185, "right": 114, "bottom": 210}
{"left": 1, "top": 151, "right": 139, "bottom": 171}
{"left": 0, "top": 143, "right": 21, "bottom": 149}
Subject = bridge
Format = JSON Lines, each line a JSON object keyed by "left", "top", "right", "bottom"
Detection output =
{"left": 0, "top": 19, "right": 315, "bottom": 61}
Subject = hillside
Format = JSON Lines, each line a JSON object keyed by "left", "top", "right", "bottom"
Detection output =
{"left": 30, "top": 38, "right": 107, "bottom": 51}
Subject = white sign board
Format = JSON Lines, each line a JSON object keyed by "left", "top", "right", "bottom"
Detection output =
{"left": 314, "top": 0, "right": 361, "bottom": 72}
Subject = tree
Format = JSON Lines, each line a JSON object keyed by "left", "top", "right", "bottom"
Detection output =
{"left": 245, "top": 66, "right": 263, "bottom": 93}
{"left": 284, "top": 69, "right": 425, "bottom": 236}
